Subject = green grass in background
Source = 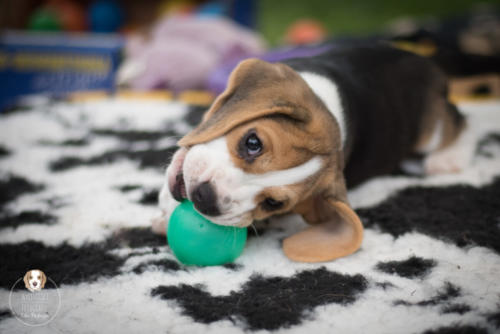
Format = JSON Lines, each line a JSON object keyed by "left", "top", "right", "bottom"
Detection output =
{"left": 257, "top": 0, "right": 500, "bottom": 46}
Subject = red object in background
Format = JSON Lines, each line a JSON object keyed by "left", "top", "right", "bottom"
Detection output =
{"left": 47, "top": 0, "right": 87, "bottom": 31}
{"left": 58, "top": 1, "right": 87, "bottom": 31}
{"left": 285, "top": 19, "right": 327, "bottom": 45}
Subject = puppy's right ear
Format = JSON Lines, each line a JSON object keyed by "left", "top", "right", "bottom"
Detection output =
{"left": 23, "top": 271, "right": 30, "bottom": 290}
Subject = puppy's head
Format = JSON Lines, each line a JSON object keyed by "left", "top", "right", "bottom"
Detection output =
{"left": 163, "top": 59, "right": 363, "bottom": 262}
{"left": 23, "top": 269, "right": 47, "bottom": 292}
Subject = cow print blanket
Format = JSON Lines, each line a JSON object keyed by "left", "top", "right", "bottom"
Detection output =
{"left": 1, "top": 96, "right": 500, "bottom": 334}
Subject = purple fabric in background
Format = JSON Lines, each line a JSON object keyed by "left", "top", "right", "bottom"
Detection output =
{"left": 119, "top": 16, "right": 266, "bottom": 92}
{"left": 206, "top": 44, "right": 333, "bottom": 94}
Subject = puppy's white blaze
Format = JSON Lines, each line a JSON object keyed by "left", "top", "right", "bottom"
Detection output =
{"left": 244, "top": 156, "right": 323, "bottom": 187}
{"left": 187, "top": 137, "right": 323, "bottom": 189}
{"left": 299, "top": 71, "right": 346, "bottom": 147}
{"left": 183, "top": 137, "right": 324, "bottom": 225}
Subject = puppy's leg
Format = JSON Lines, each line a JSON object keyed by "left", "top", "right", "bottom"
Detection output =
{"left": 424, "top": 124, "right": 475, "bottom": 175}
{"left": 417, "top": 101, "right": 474, "bottom": 175}
{"left": 151, "top": 180, "right": 180, "bottom": 235}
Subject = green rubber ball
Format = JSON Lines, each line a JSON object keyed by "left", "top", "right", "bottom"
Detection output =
{"left": 167, "top": 200, "right": 247, "bottom": 266}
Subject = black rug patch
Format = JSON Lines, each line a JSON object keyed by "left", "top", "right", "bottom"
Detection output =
{"left": 0, "top": 240, "right": 127, "bottom": 290}
{"left": 487, "top": 309, "right": 500, "bottom": 328}
{"left": 49, "top": 146, "right": 177, "bottom": 172}
{"left": 376, "top": 256, "right": 436, "bottom": 279}
{"left": 0, "top": 210, "right": 57, "bottom": 229}
{"left": 151, "top": 267, "right": 367, "bottom": 331}
{"left": 0, "top": 145, "right": 10, "bottom": 158}
{"left": 441, "top": 303, "right": 471, "bottom": 315}
{"left": 0, "top": 174, "right": 44, "bottom": 209}
{"left": 395, "top": 282, "right": 461, "bottom": 308}
{"left": 116, "top": 184, "right": 160, "bottom": 206}
{"left": 222, "top": 263, "right": 243, "bottom": 271}
{"left": 423, "top": 325, "right": 488, "bottom": 334}
{"left": 139, "top": 189, "right": 160, "bottom": 206}
{"left": 117, "top": 184, "right": 142, "bottom": 192}
{"left": 0, "top": 226, "right": 169, "bottom": 290}
{"left": 107, "top": 226, "right": 166, "bottom": 249}
{"left": 358, "top": 178, "right": 500, "bottom": 253}
{"left": 0, "top": 309, "right": 11, "bottom": 321}
{"left": 133, "top": 259, "right": 180, "bottom": 274}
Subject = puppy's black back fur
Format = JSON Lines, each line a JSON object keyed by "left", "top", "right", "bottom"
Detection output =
{"left": 284, "top": 44, "right": 456, "bottom": 187}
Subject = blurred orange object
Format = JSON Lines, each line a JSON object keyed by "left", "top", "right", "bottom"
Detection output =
{"left": 285, "top": 19, "right": 327, "bottom": 45}
{"left": 48, "top": 0, "right": 87, "bottom": 31}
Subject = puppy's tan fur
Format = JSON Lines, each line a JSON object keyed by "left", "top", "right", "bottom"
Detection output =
{"left": 178, "top": 59, "right": 363, "bottom": 263}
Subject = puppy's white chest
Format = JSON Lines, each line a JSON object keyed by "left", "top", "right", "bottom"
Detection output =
{"left": 299, "top": 72, "right": 346, "bottom": 147}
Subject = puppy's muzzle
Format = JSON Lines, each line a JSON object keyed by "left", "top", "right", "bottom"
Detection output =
{"left": 191, "top": 181, "right": 220, "bottom": 216}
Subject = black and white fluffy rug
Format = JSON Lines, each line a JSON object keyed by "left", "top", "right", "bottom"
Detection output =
{"left": 1, "top": 96, "right": 500, "bottom": 334}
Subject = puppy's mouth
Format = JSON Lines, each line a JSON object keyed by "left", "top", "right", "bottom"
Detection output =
{"left": 172, "top": 172, "right": 187, "bottom": 202}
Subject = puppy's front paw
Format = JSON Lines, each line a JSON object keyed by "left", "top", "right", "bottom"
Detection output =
{"left": 151, "top": 211, "right": 168, "bottom": 235}
{"left": 424, "top": 146, "right": 472, "bottom": 175}
{"left": 424, "top": 123, "right": 476, "bottom": 176}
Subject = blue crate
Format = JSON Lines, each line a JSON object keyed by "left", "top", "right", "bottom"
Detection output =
{"left": 0, "top": 31, "right": 124, "bottom": 111}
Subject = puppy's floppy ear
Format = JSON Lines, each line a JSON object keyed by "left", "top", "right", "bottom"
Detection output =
{"left": 40, "top": 271, "right": 47, "bottom": 288}
{"left": 23, "top": 271, "right": 30, "bottom": 290}
{"left": 284, "top": 178, "right": 364, "bottom": 263}
{"left": 178, "top": 58, "right": 312, "bottom": 147}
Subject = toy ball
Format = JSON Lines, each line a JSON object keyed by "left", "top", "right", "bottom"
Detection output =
{"left": 28, "top": 8, "right": 62, "bottom": 31}
{"left": 285, "top": 19, "right": 327, "bottom": 45}
{"left": 55, "top": 1, "right": 87, "bottom": 31}
{"left": 167, "top": 200, "right": 247, "bottom": 266}
{"left": 89, "top": 0, "right": 124, "bottom": 33}
{"left": 197, "top": 2, "right": 227, "bottom": 17}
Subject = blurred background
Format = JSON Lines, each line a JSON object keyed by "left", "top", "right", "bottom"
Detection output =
{"left": 1, "top": 0, "right": 499, "bottom": 110}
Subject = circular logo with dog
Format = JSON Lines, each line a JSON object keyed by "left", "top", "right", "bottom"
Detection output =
{"left": 9, "top": 269, "right": 61, "bottom": 326}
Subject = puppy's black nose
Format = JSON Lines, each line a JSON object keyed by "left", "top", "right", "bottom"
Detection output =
{"left": 191, "top": 182, "right": 220, "bottom": 216}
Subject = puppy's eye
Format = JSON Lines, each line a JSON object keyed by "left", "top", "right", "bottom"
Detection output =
{"left": 261, "top": 197, "right": 284, "bottom": 211}
{"left": 238, "top": 130, "right": 263, "bottom": 161}
{"left": 245, "top": 134, "right": 262, "bottom": 155}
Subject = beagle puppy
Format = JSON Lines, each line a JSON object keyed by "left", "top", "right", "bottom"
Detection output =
{"left": 153, "top": 44, "right": 472, "bottom": 263}
{"left": 24, "top": 269, "right": 47, "bottom": 292}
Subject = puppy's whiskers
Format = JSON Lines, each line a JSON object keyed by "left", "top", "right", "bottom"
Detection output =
{"left": 250, "top": 222, "right": 259, "bottom": 237}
